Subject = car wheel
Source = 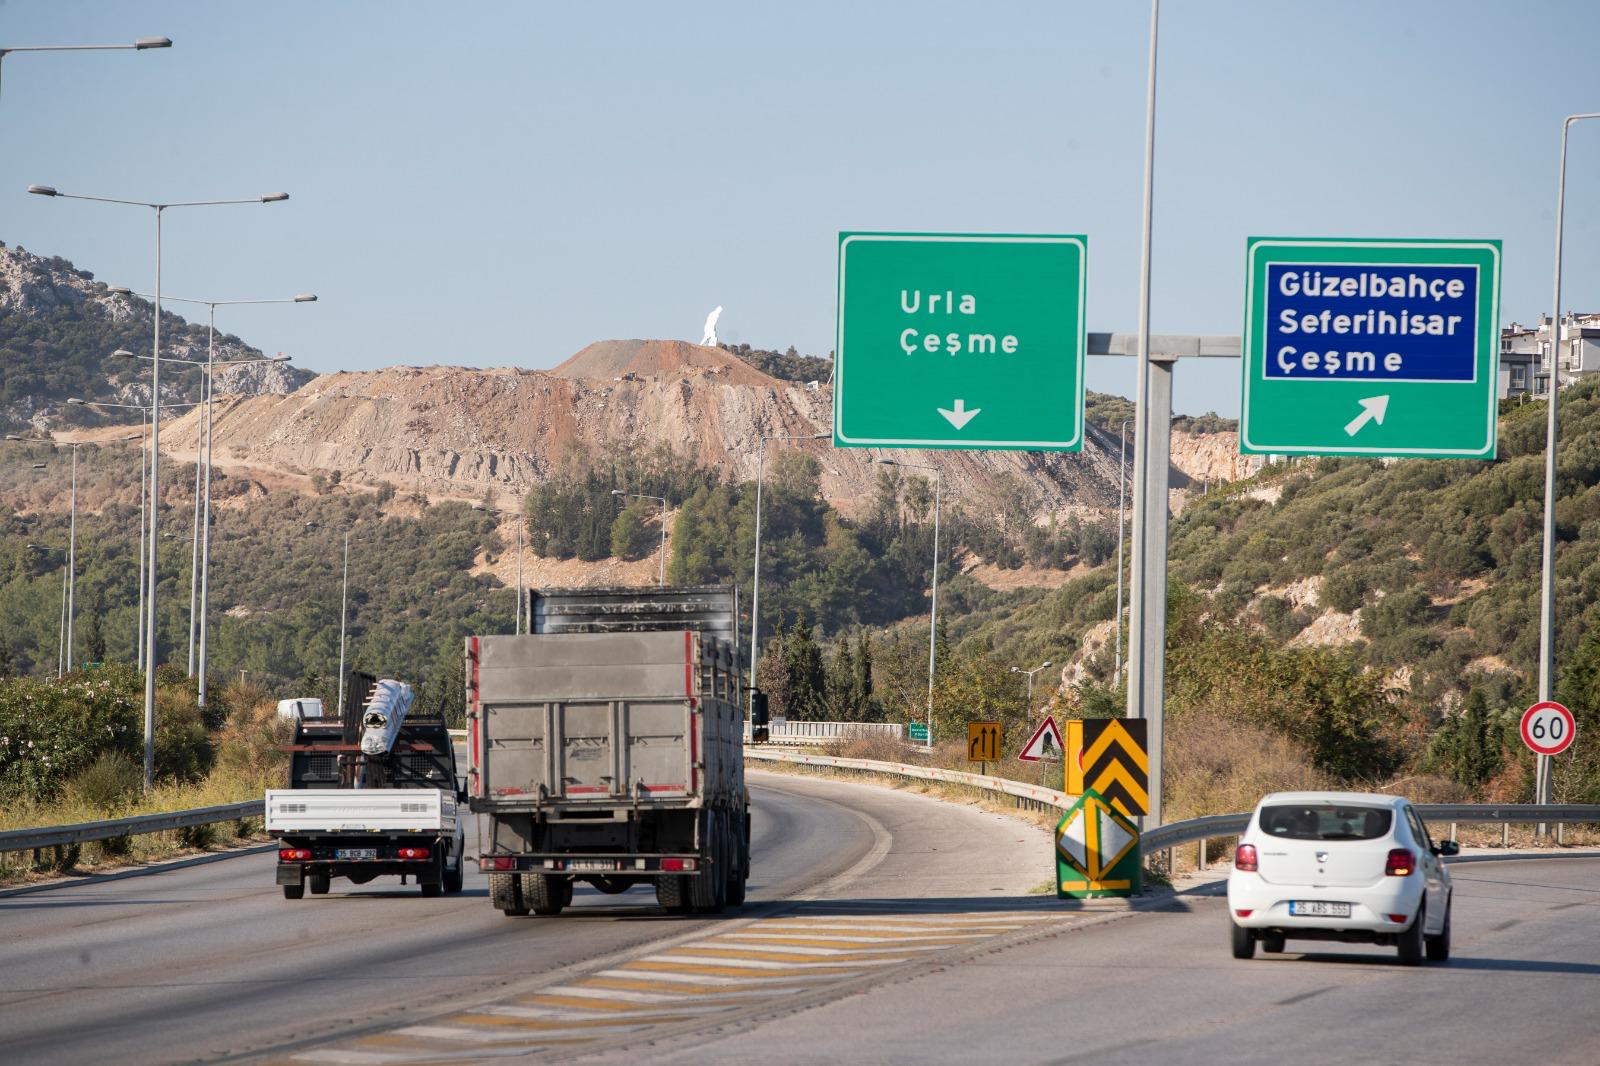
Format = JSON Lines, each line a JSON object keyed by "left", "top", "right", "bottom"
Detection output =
{"left": 282, "top": 883, "right": 304, "bottom": 900}
{"left": 1262, "top": 933, "right": 1286, "bottom": 954}
{"left": 308, "top": 872, "right": 331, "bottom": 896}
{"left": 443, "top": 857, "right": 464, "bottom": 895}
{"left": 655, "top": 874, "right": 688, "bottom": 912}
{"left": 1425, "top": 897, "right": 1451, "bottom": 963}
{"left": 1231, "top": 921, "right": 1256, "bottom": 960}
{"left": 1397, "top": 901, "right": 1426, "bottom": 966}
{"left": 524, "top": 874, "right": 568, "bottom": 916}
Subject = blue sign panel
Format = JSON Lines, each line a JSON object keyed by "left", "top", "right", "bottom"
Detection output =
{"left": 1262, "top": 262, "right": 1480, "bottom": 382}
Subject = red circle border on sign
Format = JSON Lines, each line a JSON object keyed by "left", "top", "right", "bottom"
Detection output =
{"left": 1520, "top": 701, "right": 1576, "bottom": 757}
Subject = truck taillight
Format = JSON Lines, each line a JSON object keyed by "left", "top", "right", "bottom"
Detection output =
{"left": 398, "top": 847, "right": 431, "bottom": 860}
{"left": 1385, "top": 848, "right": 1414, "bottom": 876}
{"left": 1233, "top": 844, "right": 1258, "bottom": 872}
{"left": 661, "top": 858, "right": 697, "bottom": 872}
{"left": 279, "top": 848, "right": 311, "bottom": 862}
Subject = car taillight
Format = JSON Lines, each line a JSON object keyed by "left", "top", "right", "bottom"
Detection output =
{"left": 398, "top": 847, "right": 431, "bottom": 860}
{"left": 1387, "top": 913, "right": 1409, "bottom": 924}
{"left": 1234, "top": 909, "right": 1253, "bottom": 918}
{"left": 661, "top": 858, "right": 697, "bottom": 872}
{"left": 1234, "top": 844, "right": 1258, "bottom": 872}
{"left": 279, "top": 848, "right": 311, "bottom": 862}
{"left": 1385, "top": 848, "right": 1414, "bottom": 876}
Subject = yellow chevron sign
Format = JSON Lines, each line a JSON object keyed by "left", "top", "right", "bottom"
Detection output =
{"left": 1064, "top": 718, "right": 1148, "bottom": 817}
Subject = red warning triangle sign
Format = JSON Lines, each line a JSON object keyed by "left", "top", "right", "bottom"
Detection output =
{"left": 1018, "top": 715, "right": 1064, "bottom": 762}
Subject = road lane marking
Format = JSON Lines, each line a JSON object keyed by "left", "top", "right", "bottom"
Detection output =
{"left": 291, "top": 905, "right": 1077, "bottom": 1063}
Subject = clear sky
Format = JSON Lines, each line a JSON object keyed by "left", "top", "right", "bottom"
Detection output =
{"left": 4, "top": 1, "right": 1599, "bottom": 416}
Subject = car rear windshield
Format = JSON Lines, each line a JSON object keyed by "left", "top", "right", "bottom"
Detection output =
{"left": 1258, "top": 804, "right": 1393, "bottom": 841}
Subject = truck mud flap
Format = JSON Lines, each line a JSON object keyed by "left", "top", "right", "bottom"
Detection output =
{"left": 276, "top": 864, "right": 304, "bottom": 886}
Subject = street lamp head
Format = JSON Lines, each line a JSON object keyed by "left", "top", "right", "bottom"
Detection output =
{"left": 112, "top": 349, "right": 135, "bottom": 358}
{"left": 260, "top": 192, "right": 289, "bottom": 203}
{"left": 611, "top": 489, "right": 624, "bottom": 496}
{"left": 134, "top": 37, "right": 173, "bottom": 49}
{"left": 30, "top": 463, "right": 46, "bottom": 469}
{"left": 27, "top": 184, "right": 58, "bottom": 197}
{"left": 293, "top": 294, "right": 317, "bottom": 303}
{"left": 877, "top": 459, "right": 898, "bottom": 466}
{"left": 1042, "top": 660, "right": 1052, "bottom": 668}
{"left": 67, "top": 398, "right": 84, "bottom": 405}
{"left": 1010, "top": 666, "right": 1021, "bottom": 673}
{"left": 108, "top": 286, "right": 132, "bottom": 296}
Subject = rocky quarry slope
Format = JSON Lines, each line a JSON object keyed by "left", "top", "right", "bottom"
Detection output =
{"left": 160, "top": 339, "right": 1251, "bottom": 519}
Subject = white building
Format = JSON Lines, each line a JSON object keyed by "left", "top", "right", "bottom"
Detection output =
{"left": 1499, "top": 312, "right": 1600, "bottom": 400}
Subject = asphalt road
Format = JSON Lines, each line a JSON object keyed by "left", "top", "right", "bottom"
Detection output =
{"left": 0, "top": 770, "right": 1049, "bottom": 1065}
{"left": 619, "top": 852, "right": 1600, "bottom": 1066}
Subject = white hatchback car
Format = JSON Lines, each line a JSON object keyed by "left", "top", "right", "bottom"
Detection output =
{"left": 1227, "top": 791, "right": 1457, "bottom": 965}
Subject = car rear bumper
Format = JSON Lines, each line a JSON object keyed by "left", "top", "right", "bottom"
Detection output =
{"left": 1228, "top": 874, "right": 1421, "bottom": 933}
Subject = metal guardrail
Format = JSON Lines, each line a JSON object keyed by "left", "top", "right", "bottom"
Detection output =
{"left": 746, "top": 749, "right": 1600, "bottom": 862}
{"left": 0, "top": 800, "right": 263, "bottom": 854}
{"left": 743, "top": 748, "right": 1071, "bottom": 810}
{"left": 742, "top": 721, "right": 904, "bottom": 744}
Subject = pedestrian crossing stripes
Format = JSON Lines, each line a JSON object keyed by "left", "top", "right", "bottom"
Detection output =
{"left": 289, "top": 907, "right": 1067, "bottom": 1063}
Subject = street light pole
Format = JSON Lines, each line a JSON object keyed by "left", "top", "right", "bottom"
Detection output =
{"left": 1011, "top": 660, "right": 1053, "bottom": 713}
{"left": 1114, "top": 418, "right": 1131, "bottom": 685}
{"left": 879, "top": 459, "right": 941, "bottom": 746}
{"left": 748, "top": 432, "right": 827, "bottom": 713}
{"left": 1536, "top": 112, "right": 1600, "bottom": 815}
{"left": 113, "top": 290, "right": 310, "bottom": 705}
{"left": 32, "top": 185, "right": 290, "bottom": 791}
{"left": 0, "top": 36, "right": 170, "bottom": 109}
{"left": 337, "top": 530, "right": 351, "bottom": 716}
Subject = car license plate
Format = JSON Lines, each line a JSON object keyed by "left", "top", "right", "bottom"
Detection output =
{"left": 1290, "top": 900, "right": 1351, "bottom": 917}
{"left": 569, "top": 859, "right": 614, "bottom": 871}
{"left": 336, "top": 848, "right": 378, "bottom": 860}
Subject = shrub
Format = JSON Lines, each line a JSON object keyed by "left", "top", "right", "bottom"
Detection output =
{"left": 64, "top": 751, "right": 141, "bottom": 813}
{"left": 0, "top": 665, "right": 141, "bottom": 801}
{"left": 1321, "top": 569, "right": 1366, "bottom": 613}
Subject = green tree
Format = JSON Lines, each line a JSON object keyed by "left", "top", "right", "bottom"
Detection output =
{"left": 609, "top": 503, "right": 652, "bottom": 559}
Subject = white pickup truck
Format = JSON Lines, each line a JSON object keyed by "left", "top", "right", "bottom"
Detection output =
{"left": 266, "top": 787, "right": 466, "bottom": 898}
{"left": 269, "top": 688, "right": 467, "bottom": 900}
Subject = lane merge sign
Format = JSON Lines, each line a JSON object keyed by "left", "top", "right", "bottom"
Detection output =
{"left": 1521, "top": 701, "right": 1576, "bottom": 757}
{"left": 835, "top": 232, "right": 1087, "bottom": 451}
{"left": 1240, "top": 237, "right": 1502, "bottom": 458}
{"left": 968, "top": 720, "right": 1001, "bottom": 763}
{"left": 1018, "top": 716, "right": 1064, "bottom": 762}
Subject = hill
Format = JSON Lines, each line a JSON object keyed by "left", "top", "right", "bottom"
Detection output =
{"left": 0, "top": 243, "right": 313, "bottom": 434}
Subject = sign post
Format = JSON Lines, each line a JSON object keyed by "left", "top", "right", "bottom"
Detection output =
{"left": 835, "top": 233, "right": 1087, "bottom": 451}
{"left": 1240, "top": 238, "right": 1502, "bottom": 459}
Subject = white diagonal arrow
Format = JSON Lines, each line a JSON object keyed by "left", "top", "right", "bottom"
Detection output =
{"left": 1344, "top": 395, "right": 1389, "bottom": 437}
{"left": 938, "top": 399, "right": 981, "bottom": 430}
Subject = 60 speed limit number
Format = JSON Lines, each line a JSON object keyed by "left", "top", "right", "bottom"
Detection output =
{"left": 1520, "top": 701, "right": 1576, "bottom": 757}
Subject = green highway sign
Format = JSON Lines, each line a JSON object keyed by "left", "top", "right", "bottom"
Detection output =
{"left": 1240, "top": 237, "right": 1502, "bottom": 459}
{"left": 834, "top": 232, "right": 1087, "bottom": 450}
{"left": 908, "top": 722, "right": 929, "bottom": 742}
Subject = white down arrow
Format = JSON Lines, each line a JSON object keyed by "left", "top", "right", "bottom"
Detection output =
{"left": 938, "top": 399, "right": 981, "bottom": 430}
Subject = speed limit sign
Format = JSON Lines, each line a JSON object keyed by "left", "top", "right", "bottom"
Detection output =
{"left": 1521, "top": 701, "right": 1576, "bottom": 757}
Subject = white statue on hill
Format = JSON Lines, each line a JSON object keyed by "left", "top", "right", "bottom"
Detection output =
{"left": 700, "top": 306, "right": 723, "bottom": 347}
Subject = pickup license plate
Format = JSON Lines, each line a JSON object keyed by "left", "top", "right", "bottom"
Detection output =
{"left": 569, "top": 859, "right": 615, "bottom": 871}
{"left": 336, "top": 848, "right": 378, "bottom": 861}
{"left": 1290, "top": 900, "right": 1351, "bottom": 917}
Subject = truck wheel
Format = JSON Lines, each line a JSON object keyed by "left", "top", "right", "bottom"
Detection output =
{"left": 690, "top": 818, "right": 725, "bottom": 914}
{"left": 444, "top": 856, "right": 465, "bottom": 894}
{"left": 724, "top": 816, "right": 747, "bottom": 908}
{"left": 524, "top": 873, "right": 569, "bottom": 916}
{"left": 490, "top": 872, "right": 529, "bottom": 916}
{"left": 283, "top": 883, "right": 304, "bottom": 900}
{"left": 655, "top": 875, "right": 687, "bottom": 912}
{"left": 308, "top": 872, "right": 331, "bottom": 896}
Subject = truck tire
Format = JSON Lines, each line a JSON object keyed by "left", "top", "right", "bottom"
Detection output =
{"left": 524, "top": 873, "right": 570, "bottom": 916}
{"left": 444, "top": 855, "right": 465, "bottom": 894}
{"left": 690, "top": 816, "right": 726, "bottom": 914}
{"left": 308, "top": 872, "right": 331, "bottom": 896}
{"left": 490, "top": 872, "right": 529, "bottom": 917}
{"left": 282, "top": 883, "right": 304, "bottom": 900}
{"left": 725, "top": 821, "right": 747, "bottom": 908}
{"left": 655, "top": 874, "right": 687, "bottom": 912}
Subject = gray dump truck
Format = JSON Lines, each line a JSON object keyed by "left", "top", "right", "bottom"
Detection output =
{"left": 466, "top": 586, "right": 749, "bottom": 917}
